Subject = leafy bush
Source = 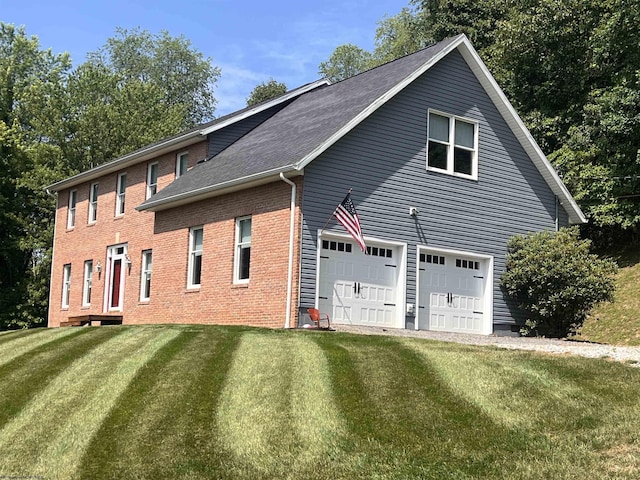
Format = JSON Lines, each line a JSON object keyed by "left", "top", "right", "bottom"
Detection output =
{"left": 501, "top": 227, "right": 617, "bottom": 337}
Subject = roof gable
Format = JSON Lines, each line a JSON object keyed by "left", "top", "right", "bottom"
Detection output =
{"left": 135, "top": 35, "right": 585, "bottom": 224}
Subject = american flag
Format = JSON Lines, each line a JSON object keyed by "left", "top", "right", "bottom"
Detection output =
{"left": 334, "top": 191, "right": 367, "bottom": 253}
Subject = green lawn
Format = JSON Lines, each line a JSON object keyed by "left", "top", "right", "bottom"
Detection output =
{"left": 1, "top": 325, "right": 639, "bottom": 479}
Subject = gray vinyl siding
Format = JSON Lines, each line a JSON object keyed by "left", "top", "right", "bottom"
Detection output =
{"left": 300, "top": 49, "right": 572, "bottom": 328}
{"left": 208, "top": 104, "right": 291, "bottom": 157}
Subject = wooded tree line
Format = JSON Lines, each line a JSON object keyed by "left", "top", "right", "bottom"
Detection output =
{"left": 1, "top": 0, "right": 638, "bottom": 329}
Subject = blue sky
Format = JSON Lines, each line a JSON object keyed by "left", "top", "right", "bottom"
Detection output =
{"left": 2, "top": 0, "right": 409, "bottom": 115}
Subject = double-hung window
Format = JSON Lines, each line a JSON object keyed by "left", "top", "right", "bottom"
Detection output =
{"left": 234, "top": 216, "right": 252, "bottom": 283}
{"left": 62, "top": 264, "right": 71, "bottom": 308}
{"left": 67, "top": 190, "right": 77, "bottom": 228}
{"left": 188, "top": 227, "right": 203, "bottom": 288}
{"left": 140, "top": 250, "right": 152, "bottom": 301}
{"left": 116, "top": 173, "right": 127, "bottom": 216}
{"left": 88, "top": 183, "right": 98, "bottom": 224}
{"left": 82, "top": 260, "right": 93, "bottom": 306}
{"left": 427, "top": 111, "right": 478, "bottom": 179}
{"left": 146, "top": 162, "right": 158, "bottom": 199}
{"left": 176, "top": 152, "right": 189, "bottom": 178}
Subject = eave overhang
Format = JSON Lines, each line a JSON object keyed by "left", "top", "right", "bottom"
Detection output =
{"left": 136, "top": 167, "right": 303, "bottom": 212}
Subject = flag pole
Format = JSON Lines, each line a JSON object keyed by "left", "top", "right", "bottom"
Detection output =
{"left": 319, "top": 188, "right": 352, "bottom": 234}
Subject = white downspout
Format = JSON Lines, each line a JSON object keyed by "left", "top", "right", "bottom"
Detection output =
{"left": 280, "top": 173, "right": 296, "bottom": 329}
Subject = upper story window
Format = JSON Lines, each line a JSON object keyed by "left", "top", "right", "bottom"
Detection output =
{"left": 234, "top": 216, "right": 252, "bottom": 283}
{"left": 146, "top": 162, "right": 158, "bottom": 199}
{"left": 140, "top": 250, "right": 152, "bottom": 301}
{"left": 62, "top": 263, "right": 71, "bottom": 308}
{"left": 188, "top": 226, "right": 203, "bottom": 289}
{"left": 88, "top": 183, "right": 98, "bottom": 224}
{"left": 82, "top": 260, "right": 93, "bottom": 306}
{"left": 176, "top": 152, "right": 189, "bottom": 178}
{"left": 427, "top": 111, "right": 478, "bottom": 180}
{"left": 67, "top": 190, "right": 77, "bottom": 229}
{"left": 116, "top": 173, "right": 126, "bottom": 216}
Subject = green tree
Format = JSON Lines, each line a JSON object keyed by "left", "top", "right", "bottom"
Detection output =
{"left": 373, "top": 7, "right": 429, "bottom": 63}
{"left": 0, "top": 23, "right": 71, "bottom": 329}
{"left": 55, "top": 28, "right": 220, "bottom": 171}
{"left": 401, "top": 0, "right": 506, "bottom": 55}
{"left": 318, "top": 44, "right": 374, "bottom": 83}
{"left": 246, "top": 78, "right": 287, "bottom": 106}
{"left": 501, "top": 227, "right": 617, "bottom": 337}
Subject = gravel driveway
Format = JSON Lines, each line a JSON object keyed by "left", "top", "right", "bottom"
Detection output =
{"left": 333, "top": 325, "right": 640, "bottom": 367}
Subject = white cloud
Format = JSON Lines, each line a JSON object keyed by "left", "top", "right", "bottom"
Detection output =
{"left": 214, "top": 62, "right": 269, "bottom": 115}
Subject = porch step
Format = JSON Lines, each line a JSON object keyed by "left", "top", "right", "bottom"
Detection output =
{"left": 60, "top": 315, "right": 123, "bottom": 327}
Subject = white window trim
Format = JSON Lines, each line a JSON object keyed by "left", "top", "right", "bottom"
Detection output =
{"left": 140, "top": 250, "right": 152, "bottom": 301}
{"left": 62, "top": 264, "right": 71, "bottom": 308}
{"left": 146, "top": 162, "right": 158, "bottom": 199}
{"left": 115, "top": 172, "right": 127, "bottom": 217}
{"left": 88, "top": 182, "right": 98, "bottom": 224}
{"left": 82, "top": 260, "right": 93, "bottom": 307}
{"left": 427, "top": 109, "right": 479, "bottom": 180}
{"left": 67, "top": 190, "right": 77, "bottom": 229}
{"left": 234, "top": 216, "right": 252, "bottom": 284}
{"left": 176, "top": 151, "right": 189, "bottom": 178}
{"left": 187, "top": 226, "right": 203, "bottom": 289}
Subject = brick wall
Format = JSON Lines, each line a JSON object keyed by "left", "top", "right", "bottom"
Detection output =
{"left": 48, "top": 141, "right": 207, "bottom": 326}
{"left": 145, "top": 177, "right": 303, "bottom": 328}
{"left": 48, "top": 141, "right": 303, "bottom": 329}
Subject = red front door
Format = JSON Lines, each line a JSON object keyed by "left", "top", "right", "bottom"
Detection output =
{"left": 110, "top": 259, "right": 122, "bottom": 308}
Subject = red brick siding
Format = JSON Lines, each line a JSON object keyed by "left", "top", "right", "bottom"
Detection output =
{"left": 48, "top": 142, "right": 303, "bottom": 329}
{"left": 144, "top": 178, "right": 303, "bottom": 328}
{"left": 48, "top": 141, "right": 207, "bottom": 326}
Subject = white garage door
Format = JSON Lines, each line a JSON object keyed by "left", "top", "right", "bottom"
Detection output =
{"left": 418, "top": 252, "right": 487, "bottom": 334}
{"left": 318, "top": 239, "right": 399, "bottom": 327}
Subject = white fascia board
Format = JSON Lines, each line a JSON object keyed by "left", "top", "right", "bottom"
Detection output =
{"left": 199, "top": 79, "right": 330, "bottom": 136}
{"left": 46, "top": 131, "right": 204, "bottom": 192}
{"left": 136, "top": 166, "right": 301, "bottom": 212}
{"left": 456, "top": 39, "right": 587, "bottom": 224}
{"left": 294, "top": 35, "right": 466, "bottom": 172}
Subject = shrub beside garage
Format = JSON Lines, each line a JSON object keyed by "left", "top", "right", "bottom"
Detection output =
{"left": 502, "top": 227, "right": 618, "bottom": 337}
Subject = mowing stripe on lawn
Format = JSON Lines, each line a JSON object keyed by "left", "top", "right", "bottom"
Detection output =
{"left": 0, "top": 327, "right": 80, "bottom": 368}
{"left": 0, "top": 326, "right": 179, "bottom": 479}
{"left": 0, "top": 327, "right": 47, "bottom": 345}
{"left": 314, "top": 333, "right": 535, "bottom": 479}
{"left": 76, "top": 326, "right": 242, "bottom": 480}
{"left": 403, "top": 340, "right": 620, "bottom": 431}
{"left": 401, "top": 339, "right": 640, "bottom": 479}
{"left": 0, "top": 327, "right": 122, "bottom": 429}
{"left": 216, "top": 331, "right": 346, "bottom": 478}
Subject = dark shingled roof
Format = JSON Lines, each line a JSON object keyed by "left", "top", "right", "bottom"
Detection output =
{"left": 139, "top": 35, "right": 461, "bottom": 210}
